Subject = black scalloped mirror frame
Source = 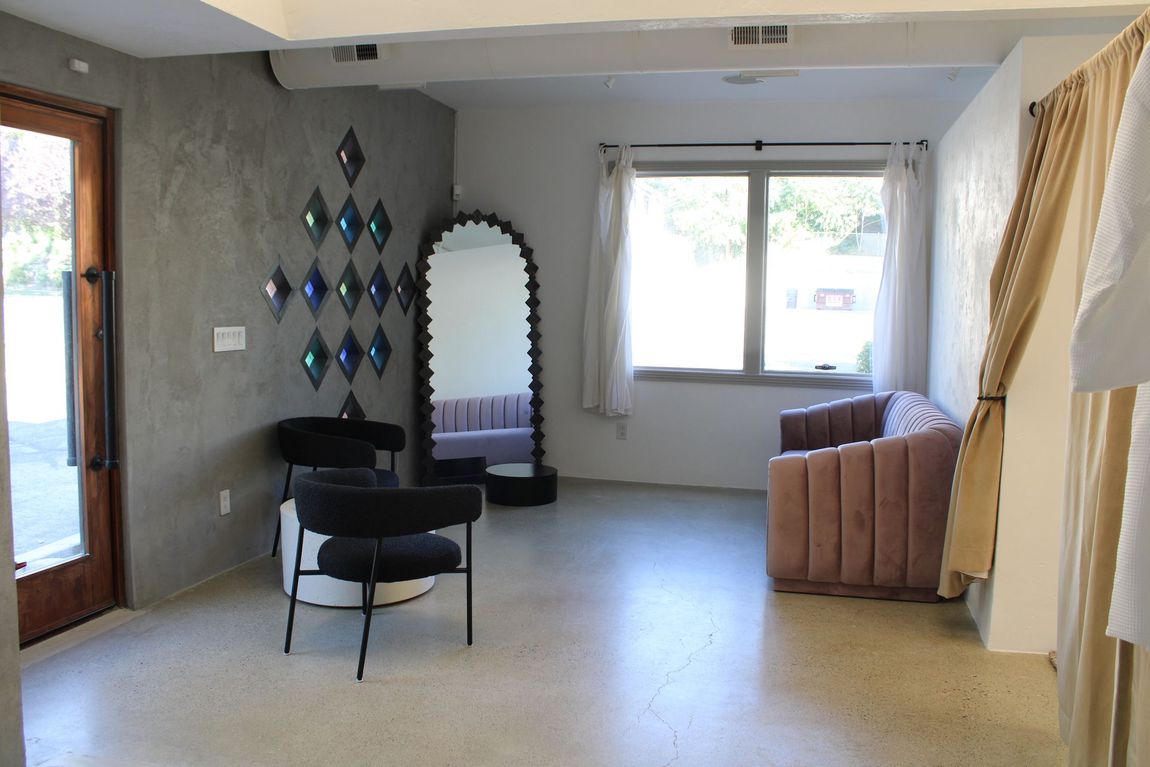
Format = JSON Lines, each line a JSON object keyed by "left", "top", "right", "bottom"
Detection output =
{"left": 415, "top": 210, "right": 544, "bottom": 483}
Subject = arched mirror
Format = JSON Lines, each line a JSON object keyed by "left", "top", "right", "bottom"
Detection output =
{"left": 416, "top": 211, "right": 543, "bottom": 484}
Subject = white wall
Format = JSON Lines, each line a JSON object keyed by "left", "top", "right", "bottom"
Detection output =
{"left": 928, "top": 34, "right": 1113, "bottom": 652}
{"left": 427, "top": 243, "right": 531, "bottom": 400}
{"left": 456, "top": 98, "right": 965, "bottom": 489}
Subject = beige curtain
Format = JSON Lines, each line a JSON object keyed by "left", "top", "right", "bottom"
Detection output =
{"left": 937, "top": 48, "right": 1095, "bottom": 598}
{"left": 1056, "top": 17, "right": 1150, "bottom": 766}
{"left": 934, "top": 10, "right": 1150, "bottom": 761}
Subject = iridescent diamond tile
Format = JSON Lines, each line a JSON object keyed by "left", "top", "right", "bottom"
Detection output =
{"left": 394, "top": 262, "right": 415, "bottom": 316}
{"left": 261, "top": 264, "right": 292, "bottom": 322}
{"left": 336, "top": 328, "right": 364, "bottom": 383}
{"left": 300, "top": 259, "right": 330, "bottom": 318}
{"left": 367, "top": 262, "right": 391, "bottom": 315}
{"left": 336, "top": 195, "right": 364, "bottom": 253}
{"left": 367, "top": 199, "right": 393, "bottom": 254}
{"left": 300, "top": 187, "right": 332, "bottom": 249}
{"left": 368, "top": 325, "right": 392, "bottom": 378}
{"left": 336, "top": 261, "right": 364, "bottom": 318}
{"left": 338, "top": 391, "right": 365, "bottom": 420}
{"left": 335, "top": 127, "right": 365, "bottom": 187}
{"left": 300, "top": 329, "right": 331, "bottom": 391}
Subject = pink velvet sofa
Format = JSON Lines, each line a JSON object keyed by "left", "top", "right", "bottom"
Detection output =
{"left": 766, "top": 391, "right": 962, "bottom": 602}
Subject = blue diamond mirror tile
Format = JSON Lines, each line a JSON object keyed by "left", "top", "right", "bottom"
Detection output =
{"left": 300, "top": 329, "right": 331, "bottom": 391}
{"left": 367, "top": 262, "right": 391, "bottom": 315}
{"left": 337, "top": 195, "right": 364, "bottom": 253}
{"left": 262, "top": 264, "right": 292, "bottom": 322}
{"left": 337, "top": 261, "right": 364, "bottom": 318}
{"left": 395, "top": 262, "right": 415, "bottom": 315}
{"left": 336, "top": 127, "right": 365, "bottom": 187}
{"left": 336, "top": 328, "right": 364, "bottom": 383}
{"left": 300, "top": 187, "right": 332, "bottom": 249}
{"left": 367, "top": 200, "right": 393, "bottom": 254}
{"left": 368, "top": 325, "right": 392, "bottom": 377}
{"left": 301, "top": 259, "right": 331, "bottom": 318}
{"left": 338, "top": 391, "right": 365, "bottom": 420}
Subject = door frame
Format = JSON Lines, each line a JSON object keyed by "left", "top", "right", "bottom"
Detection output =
{"left": 1, "top": 82, "right": 125, "bottom": 633}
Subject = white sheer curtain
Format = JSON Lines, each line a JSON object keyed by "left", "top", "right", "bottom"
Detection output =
{"left": 873, "top": 142, "right": 930, "bottom": 394}
{"left": 581, "top": 146, "right": 635, "bottom": 416}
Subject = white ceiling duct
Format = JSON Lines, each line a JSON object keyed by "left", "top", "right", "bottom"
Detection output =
{"left": 269, "top": 16, "right": 1134, "bottom": 90}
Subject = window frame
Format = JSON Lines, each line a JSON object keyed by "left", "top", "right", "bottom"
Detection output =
{"left": 631, "top": 159, "right": 885, "bottom": 389}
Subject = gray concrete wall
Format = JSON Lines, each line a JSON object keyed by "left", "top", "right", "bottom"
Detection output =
{"left": 0, "top": 8, "right": 452, "bottom": 610}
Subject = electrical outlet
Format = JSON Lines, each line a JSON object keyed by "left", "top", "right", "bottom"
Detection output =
{"left": 616, "top": 422, "right": 628, "bottom": 440}
{"left": 219, "top": 489, "right": 231, "bottom": 516}
{"left": 213, "top": 326, "right": 246, "bottom": 352}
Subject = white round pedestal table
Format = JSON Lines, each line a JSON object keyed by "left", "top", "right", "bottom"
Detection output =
{"left": 279, "top": 499, "right": 435, "bottom": 607}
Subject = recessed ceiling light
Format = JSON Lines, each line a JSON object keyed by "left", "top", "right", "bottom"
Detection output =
{"left": 722, "top": 69, "right": 800, "bottom": 85}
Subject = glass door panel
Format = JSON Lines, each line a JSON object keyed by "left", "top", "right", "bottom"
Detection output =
{"left": 3, "top": 86, "right": 118, "bottom": 643}
{"left": 2, "top": 126, "right": 85, "bottom": 577}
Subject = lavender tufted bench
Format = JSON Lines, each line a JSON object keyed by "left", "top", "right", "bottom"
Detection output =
{"left": 431, "top": 392, "right": 534, "bottom": 467}
{"left": 766, "top": 391, "right": 962, "bottom": 602}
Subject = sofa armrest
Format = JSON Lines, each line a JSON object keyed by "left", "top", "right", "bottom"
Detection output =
{"left": 767, "top": 432, "right": 955, "bottom": 591}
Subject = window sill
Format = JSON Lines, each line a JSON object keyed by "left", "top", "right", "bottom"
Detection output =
{"left": 634, "top": 367, "right": 873, "bottom": 391}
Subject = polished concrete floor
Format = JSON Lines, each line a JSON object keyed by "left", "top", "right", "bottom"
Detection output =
{"left": 20, "top": 478, "right": 1066, "bottom": 767}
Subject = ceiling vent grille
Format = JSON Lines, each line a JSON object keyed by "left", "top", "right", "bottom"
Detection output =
{"left": 729, "top": 25, "right": 791, "bottom": 48}
{"left": 331, "top": 44, "right": 379, "bottom": 63}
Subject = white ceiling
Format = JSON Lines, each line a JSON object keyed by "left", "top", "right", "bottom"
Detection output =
{"left": 0, "top": 0, "right": 1141, "bottom": 58}
{"left": 0, "top": 1, "right": 1135, "bottom": 110}
{"left": 422, "top": 66, "right": 997, "bottom": 110}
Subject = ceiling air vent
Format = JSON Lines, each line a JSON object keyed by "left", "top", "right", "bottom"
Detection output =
{"left": 728, "top": 25, "right": 791, "bottom": 48}
{"left": 331, "top": 44, "right": 380, "bottom": 63}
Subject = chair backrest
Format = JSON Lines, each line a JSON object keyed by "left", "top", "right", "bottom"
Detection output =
{"left": 432, "top": 393, "right": 532, "bottom": 434}
{"left": 293, "top": 468, "right": 482, "bottom": 538}
{"left": 278, "top": 417, "right": 405, "bottom": 469}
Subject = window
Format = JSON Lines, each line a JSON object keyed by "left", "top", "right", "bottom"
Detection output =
{"left": 629, "top": 164, "right": 886, "bottom": 381}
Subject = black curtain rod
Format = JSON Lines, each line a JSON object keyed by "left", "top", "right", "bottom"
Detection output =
{"left": 598, "top": 139, "right": 929, "bottom": 151}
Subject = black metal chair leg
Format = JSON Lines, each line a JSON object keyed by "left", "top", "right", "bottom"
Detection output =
{"left": 361, "top": 582, "right": 368, "bottom": 616}
{"left": 284, "top": 525, "right": 307, "bottom": 654}
{"left": 357, "top": 539, "right": 383, "bottom": 682}
{"left": 272, "top": 464, "right": 294, "bottom": 558}
{"left": 466, "top": 521, "right": 473, "bottom": 646}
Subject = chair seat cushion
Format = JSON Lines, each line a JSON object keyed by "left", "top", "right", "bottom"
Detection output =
{"left": 317, "top": 533, "right": 461, "bottom": 583}
{"left": 373, "top": 469, "right": 399, "bottom": 488}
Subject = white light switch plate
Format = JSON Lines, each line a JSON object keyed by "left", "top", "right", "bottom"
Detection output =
{"left": 213, "top": 326, "right": 246, "bottom": 352}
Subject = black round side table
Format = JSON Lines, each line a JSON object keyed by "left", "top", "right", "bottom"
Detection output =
{"left": 485, "top": 463, "right": 558, "bottom": 506}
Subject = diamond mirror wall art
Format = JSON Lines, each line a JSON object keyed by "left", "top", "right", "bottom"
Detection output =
{"left": 262, "top": 264, "right": 293, "bottom": 322}
{"left": 368, "top": 325, "right": 392, "bottom": 378}
{"left": 395, "top": 263, "right": 415, "bottom": 315}
{"left": 337, "top": 261, "right": 364, "bottom": 318}
{"left": 367, "top": 263, "right": 391, "bottom": 315}
{"left": 300, "top": 329, "right": 332, "bottom": 390}
{"left": 367, "top": 200, "right": 393, "bottom": 254}
{"left": 300, "top": 187, "right": 332, "bottom": 249}
{"left": 336, "top": 127, "right": 365, "bottom": 187}
{"left": 336, "top": 329, "right": 364, "bottom": 383}
{"left": 337, "top": 195, "right": 364, "bottom": 253}
{"left": 338, "top": 391, "right": 366, "bottom": 420}
{"left": 301, "top": 259, "right": 331, "bottom": 318}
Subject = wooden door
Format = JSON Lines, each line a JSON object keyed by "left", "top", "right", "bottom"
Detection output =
{"left": 1, "top": 85, "right": 121, "bottom": 643}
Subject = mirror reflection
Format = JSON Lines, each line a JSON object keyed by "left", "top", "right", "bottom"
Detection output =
{"left": 427, "top": 222, "right": 530, "bottom": 400}
{"left": 422, "top": 217, "right": 538, "bottom": 478}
